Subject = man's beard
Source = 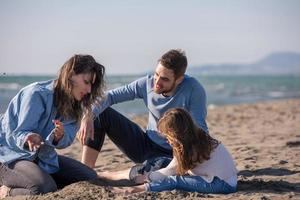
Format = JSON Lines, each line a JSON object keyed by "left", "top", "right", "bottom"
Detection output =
{"left": 154, "top": 82, "right": 176, "bottom": 96}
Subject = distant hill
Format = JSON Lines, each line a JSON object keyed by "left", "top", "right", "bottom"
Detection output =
{"left": 188, "top": 52, "right": 300, "bottom": 75}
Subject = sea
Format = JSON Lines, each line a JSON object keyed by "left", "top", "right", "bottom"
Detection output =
{"left": 1, "top": 74, "right": 300, "bottom": 117}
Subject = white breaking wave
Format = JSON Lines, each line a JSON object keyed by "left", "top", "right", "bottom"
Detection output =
{"left": 267, "top": 91, "right": 285, "bottom": 98}
{"left": 0, "top": 83, "right": 21, "bottom": 90}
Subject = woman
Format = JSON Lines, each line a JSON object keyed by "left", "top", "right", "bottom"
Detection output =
{"left": 110, "top": 108, "right": 237, "bottom": 194}
{"left": 0, "top": 54, "right": 105, "bottom": 198}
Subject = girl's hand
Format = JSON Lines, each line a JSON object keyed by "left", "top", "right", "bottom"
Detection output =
{"left": 25, "top": 133, "right": 43, "bottom": 151}
{"left": 52, "top": 120, "right": 64, "bottom": 142}
{"left": 133, "top": 174, "right": 147, "bottom": 184}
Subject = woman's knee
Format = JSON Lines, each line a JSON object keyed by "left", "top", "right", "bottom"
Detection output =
{"left": 29, "top": 181, "right": 57, "bottom": 195}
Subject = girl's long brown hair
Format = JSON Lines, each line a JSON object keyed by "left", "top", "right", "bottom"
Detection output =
{"left": 158, "top": 108, "right": 219, "bottom": 175}
{"left": 53, "top": 54, "right": 105, "bottom": 122}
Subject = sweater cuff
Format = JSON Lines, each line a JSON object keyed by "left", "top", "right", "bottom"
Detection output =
{"left": 144, "top": 183, "right": 151, "bottom": 191}
{"left": 146, "top": 172, "right": 153, "bottom": 182}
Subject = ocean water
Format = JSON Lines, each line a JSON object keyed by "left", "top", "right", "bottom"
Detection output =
{"left": 1, "top": 74, "right": 300, "bottom": 117}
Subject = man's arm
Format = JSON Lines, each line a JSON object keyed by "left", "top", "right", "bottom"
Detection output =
{"left": 92, "top": 76, "right": 147, "bottom": 116}
{"left": 189, "top": 81, "right": 209, "bottom": 133}
{"left": 78, "top": 76, "right": 148, "bottom": 144}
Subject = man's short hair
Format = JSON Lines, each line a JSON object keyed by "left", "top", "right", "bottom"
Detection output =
{"left": 158, "top": 49, "right": 188, "bottom": 78}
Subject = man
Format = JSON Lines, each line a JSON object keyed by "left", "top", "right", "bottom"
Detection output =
{"left": 78, "top": 49, "right": 208, "bottom": 180}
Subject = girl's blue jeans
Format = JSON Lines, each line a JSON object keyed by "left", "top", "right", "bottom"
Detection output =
{"left": 146, "top": 175, "right": 236, "bottom": 194}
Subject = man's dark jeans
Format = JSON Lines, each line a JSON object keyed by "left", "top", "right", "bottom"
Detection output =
{"left": 86, "top": 107, "right": 173, "bottom": 178}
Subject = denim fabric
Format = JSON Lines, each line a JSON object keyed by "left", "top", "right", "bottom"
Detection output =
{"left": 146, "top": 175, "right": 236, "bottom": 194}
{"left": 0, "top": 160, "right": 57, "bottom": 196}
{"left": 0, "top": 155, "right": 97, "bottom": 197}
{"left": 86, "top": 107, "right": 172, "bottom": 163}
{"left": 0, "top": 80, "right": 78, "bottom": 173}
{"left": 129, "top": 156, "right": 172, "bottom": 180}
{"left": 51, "top": 155, "right": 97, "bottom": 189}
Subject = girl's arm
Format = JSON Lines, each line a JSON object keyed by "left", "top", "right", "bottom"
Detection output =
{"left": 147, "top": 158, "right": 177, "bottom": 182}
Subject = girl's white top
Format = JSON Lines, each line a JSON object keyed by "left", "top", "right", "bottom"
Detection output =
{"left": 148, "top": 143, "right": 238, "bottom": 187}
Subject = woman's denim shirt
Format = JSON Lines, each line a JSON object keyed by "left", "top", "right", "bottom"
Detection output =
{"left": 0, "top": 80, "right": 78, "bottom": 173}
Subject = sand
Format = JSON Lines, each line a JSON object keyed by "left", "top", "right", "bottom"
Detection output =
{"left": 5, "top": 99, "right": 300, "bottom": 200}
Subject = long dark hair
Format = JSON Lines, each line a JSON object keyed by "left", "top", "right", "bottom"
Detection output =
{"left": 53, "top": 54, "right": 105, "bottom": 122}
{"left": 158, "top": 108, "right": 219, "bottom": 175}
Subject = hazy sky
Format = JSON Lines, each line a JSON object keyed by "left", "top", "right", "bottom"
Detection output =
{"left": 0, "top": 0, "right": 300, "bottom": 75}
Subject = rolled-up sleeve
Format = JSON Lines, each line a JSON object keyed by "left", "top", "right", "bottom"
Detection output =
{"left": 45, "top": 121, "right": 78, "bottom": 149}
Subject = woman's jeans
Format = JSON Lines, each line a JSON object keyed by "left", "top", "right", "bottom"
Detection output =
{"left": 0, "top": 155, "right": 97, "bottom": 196}
{"left": 146, "top": 175, "right": 236, "bottom": 194}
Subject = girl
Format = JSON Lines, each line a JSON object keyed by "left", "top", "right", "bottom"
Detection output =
{"left": 111, "top": 108, "right": 237, "bottom": 194}
{"left": 0, "top": 54, "right": 105, "bottom": 198}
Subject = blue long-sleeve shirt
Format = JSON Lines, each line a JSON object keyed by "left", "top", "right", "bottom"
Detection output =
{"left": 0, "top": 80, "right": 78, "bottom": 173}
{"left": 93, "top": 75, "right": 208, "bottom": 149}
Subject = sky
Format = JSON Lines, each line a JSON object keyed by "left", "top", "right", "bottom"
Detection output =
{"left": 0, "top": 0, "right": 300, "bottom": 75}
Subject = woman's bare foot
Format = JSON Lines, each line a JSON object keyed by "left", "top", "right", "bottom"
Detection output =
{"left": 0, "top": 185, "right": 10, "bottom": 199}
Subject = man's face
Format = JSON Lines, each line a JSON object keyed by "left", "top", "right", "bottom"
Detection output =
{"left": 153, "top": 62, "right": 183, "bottom": 96}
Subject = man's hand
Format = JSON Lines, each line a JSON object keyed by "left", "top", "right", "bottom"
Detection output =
{"left": 77, "top": 113, "right": 94, "bottom": 145}
{"left": 53, "top": 120, "right": 64, "bottom": 142}
{"left": 25, "top": 133, "right": 43, "bottom": 151}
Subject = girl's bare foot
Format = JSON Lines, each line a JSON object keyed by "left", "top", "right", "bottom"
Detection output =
{"left": 0, "top": 185, "right": 10, "bottom": 199}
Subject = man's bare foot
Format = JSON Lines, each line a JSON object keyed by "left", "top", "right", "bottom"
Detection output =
{"left": 0, "top": 185, "right": 10, "bottom": 199}
{"left": 98, "top": 169, "right": 131, "bottom": 181}
{"left": 110, "top": 185, "right": 146, "bottom": 195}
{"left": 97, "top": 171, "right": 114, "bottom": 180}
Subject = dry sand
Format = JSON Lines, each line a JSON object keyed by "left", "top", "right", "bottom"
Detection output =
{"left": 5, "top": 99, "right": 300, "bottom": 200}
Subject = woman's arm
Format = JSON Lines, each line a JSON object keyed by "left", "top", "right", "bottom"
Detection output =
{"left": 47, "top": 119, "right": 78, "bottom": 149}
{"left": 78, "top": 76, "right": 148, "bottom": 144}
{"left": 5, "top": 89, "right": 46, "bottom": 151}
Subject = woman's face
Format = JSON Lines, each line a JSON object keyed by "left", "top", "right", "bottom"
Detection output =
{"left": 69, "top": 73, "right": 94, "bottom": 101}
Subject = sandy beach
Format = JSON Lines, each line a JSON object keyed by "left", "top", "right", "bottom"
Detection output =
{"left": 5, "top": 99, "right": 300, "bottom": 200}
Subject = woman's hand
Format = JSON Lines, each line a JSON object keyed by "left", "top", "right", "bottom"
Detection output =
{"left": 53, "top": 120, "right": 64, "bottom": 142}
{"left": 77, "top": 113, "right": 94, "bottom": 145}
{"left": 25, "top": 133, "right": 43, "bottom": 151}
